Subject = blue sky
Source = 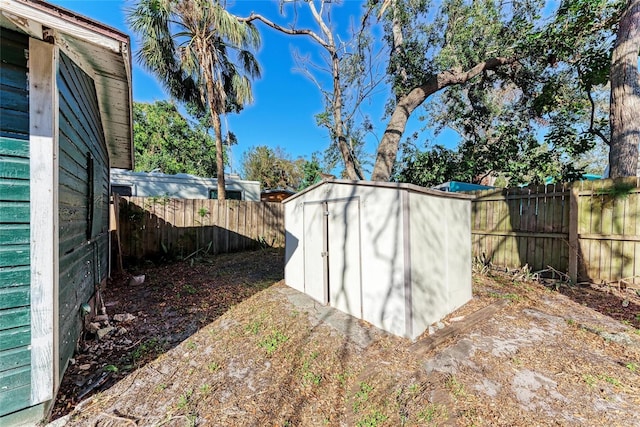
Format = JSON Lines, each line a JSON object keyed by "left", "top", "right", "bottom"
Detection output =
{"left": 50, "top": 0, "right": 457, "bottom": 176}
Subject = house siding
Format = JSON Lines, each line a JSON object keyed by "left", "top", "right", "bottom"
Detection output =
{"left": 0, "top": 28, "right": 32, "bottom": 417}
{"left": 57, "top": 52, "right": 110, "bottom": 379}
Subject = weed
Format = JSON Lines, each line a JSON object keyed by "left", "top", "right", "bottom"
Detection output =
{"left": 199, "top": 384, "right": 211, "bottom": 394}
{"left": 357, "top": 410, "right": 388, "bottom": 427}
{"left": 301, "top": 353, "right": 322, "bottom": 386}
{"left": 583, "top": 374, "right": 597, "bottom": 387}
{"left": 186, "top": 341, "right": 197, "bottom": 350}
{"left": 566, "top": 318, "right": 575, "bottom": 326}
{"left": 445, "top": 375, "right": 465, "bottom": 397}
{"left": 131, "top": 338, "right": 163, "bottom": 365}
{"left": 408, "top": 383, "right": 419, "bottom": 394}
{"left": 246, "top": 320, "right": 262, "bottom": 335}
{"left": 353, "top": 382, "right": 374, "bottom": 413}
{"left": 417, "top": 404, "right": 447, "bottom": 423}
{"left": 626, "top": 362, "right": 638, "bottom": 373}
{"left": 183, "top": 284, "right": 197, "bottom": 295}
{"left": 207, "top": 362, "right": 220, "bottom": 373}
{"left": 336, "top": 372, "right": 350, "bottom": 387}
{"left": 602, "top": 375, "right": 622, "bottom": 387}
{"left": 177, "top": 389, "right": 193, "bottom": 410}
{"left": 103, "top": 364, "right": 118, "bottom": 373}
{"left": 198, "top": 207, "right": 209, "bottom": 217}
{"left": 156, "top": 383, "right": 167, "bottom": 392}
{"left": 259, "top": 329, "right": 289, "bottom": 355}
{"left": 488, "top": 292, "right": 521, "bottom": 301}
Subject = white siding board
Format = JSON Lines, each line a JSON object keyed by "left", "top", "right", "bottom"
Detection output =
{"left": 28, "top": 38, "right": 57, "bottom": 405}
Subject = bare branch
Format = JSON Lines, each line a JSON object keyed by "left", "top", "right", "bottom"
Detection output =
{"left": 238, "top": 13, "right": 330, "bottom": 50}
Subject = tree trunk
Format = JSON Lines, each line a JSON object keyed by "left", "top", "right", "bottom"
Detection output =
{"left": 211, "top": 111, "right": 226, "bottom": 200}
{"left": 371, "top": 57, "right": 516, "bottom": 181}
{"left": 609, "top": 0, "right": 640, "bottom": 178}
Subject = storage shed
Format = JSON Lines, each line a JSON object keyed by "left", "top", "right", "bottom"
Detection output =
{"left": 0, "top": 1, "right": 133, "bottom": 424}
{"left": 284, "top": 180, "right": 472, "bottom": 340}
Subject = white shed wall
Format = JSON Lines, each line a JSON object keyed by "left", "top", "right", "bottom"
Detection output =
{"left": 284, "top": 180, "right": 471, "bottom": 340}
{"left": 409, "top": 192, "right": 472, "bottom": 338}
{"left": 284, "top": 182, "right": 407, "bottom": 336}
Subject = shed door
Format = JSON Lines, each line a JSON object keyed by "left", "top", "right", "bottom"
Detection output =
{"left": 327, "top": 199, "right": 362, "bottom": 318}
{"left": 303, "top": 202, "right": 327, "bottom": 303}
{"left": 303, "top": 199, "right": 362, "bottom": 318}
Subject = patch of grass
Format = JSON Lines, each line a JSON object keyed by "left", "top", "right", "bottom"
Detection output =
{"left": 583, "top": 374, "right": 597, "bottom": 387}
{"left": 445, "top": 375, "right": 465, "bottom": 397}
{"left": 156, "top": 383, "right": 167, "bottom": 392}
{"left": 601, "top": 375, "right": 622, "bottom": 387}
{"left": 176, "top": 389, "right": 193, "bottom": 410}
{"left": 207, "top": 362, "right": 220, "bottom": 373}
{"left": 183, "top": 284, "right": 198, "bottom": 295}
{"left": 186, "top": 341, "right": 197, "bottom": 350}
{"left": 199, "top": 384, "right": 212, "bottom": 394}
{"left": 566, "top": 318, "right": 576, "bottom": 326}
{"left": 301, "top": 352, "right": 322, "bottom": 386}
{"left": 245, "top": 320, "right": 262, "bottom": 335}
{"left": 625, "top": 362, "right": 638, "bottom": 373}
{"left": 353, "top": 382, "right": 374, "bottom": 414}
{"left": 417, "top": 403, "right": 448, "bottom": 423}
{"left": 259, "top": 329, "right": 289, "bottom": 355}
{"left": 357, "top": 410, "right": 388, "bottom": 427}
{"left": 488, "top": 292, "right": 521, "bottom": 301}
{"left": 131, "top": 338, "right": 163, "bottom": 365}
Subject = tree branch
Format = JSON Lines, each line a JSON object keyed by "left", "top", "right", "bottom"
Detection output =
{"left": 586, "top": 88, "right": 610, "bottom": 146}
{"left": 238, "top": 13, "right": 331, "bottom": 50}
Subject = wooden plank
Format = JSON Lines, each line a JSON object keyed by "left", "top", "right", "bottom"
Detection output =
{"left": 0, "top": 266, "right": 30, "bottom": 288}
{"left": 0, "top": 346, "right": 30, "bottom": 372}
{"left": 0, "top": 245, "right": 29, "bottom": 268}
{"left": 0, "top": 307, "right": 30, "bottom": 330}
{"left": 0, "top": 156, "right": 29, "bottom": 179}
{"left": 29, "top": 38, "right": 57, "bottom": 404}
{"left": 0, "top": 325, "right": 30, "bottom": 353}
{"left": 0, "top": 286, "right": 29, "bottom": 310}
{"left": 0, "top": 383, "right": 31, "bottom": 417}
{"left": 0, "top": 136, "right": 29, "bottom": 157}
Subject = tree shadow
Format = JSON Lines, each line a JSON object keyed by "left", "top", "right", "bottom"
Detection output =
{"left": 50, "top": 248, "right": 285, "bottom": 421}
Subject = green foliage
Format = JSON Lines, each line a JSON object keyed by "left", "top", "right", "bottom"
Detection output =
{"left": 133, "top": 101, "right": 219, "bottom": 176}
{"left": 241, "top": 145, "right": 306, "bottom": 190}
{"left": 299, "top": 153, "right": 323, "bottom": 190}
{"left": 380, "top": 0, "right": 621, "bottom": 184}
{"left": 258, "top": 329, "right": 289, "bottom": 355}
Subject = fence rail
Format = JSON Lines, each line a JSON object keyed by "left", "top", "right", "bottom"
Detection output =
{"left": 470, "top": 178, "right": 640, "bottom": 284}
{"left": 114, "top": 196, "right": 284, "bottom": 261}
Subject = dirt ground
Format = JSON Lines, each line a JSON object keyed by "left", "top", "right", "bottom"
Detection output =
{"left": 47, "top": 249, "right": 640, "bottom": 426}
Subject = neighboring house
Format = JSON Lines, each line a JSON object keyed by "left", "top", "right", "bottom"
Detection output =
{"left": 110, "top": 169, "right": 261, "bottom": 201}
{"left": 0, "top": 1, "right": 133, "bottom": 424}
{"left": 283, "top": 180, "right": 472, "bottom": 340}
{"left": 260, "top": 188, "right": 295, "bottom": 202}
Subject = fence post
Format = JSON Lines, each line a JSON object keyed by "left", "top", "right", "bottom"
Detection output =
{"left": 568, "top": 182, "right": 579, "bottom": 283}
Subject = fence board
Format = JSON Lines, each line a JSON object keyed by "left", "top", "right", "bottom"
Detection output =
{"left": 116, "top": 197, "right": 284, "bottom": 262}
{"left": 470, "top": 178, "right": 640, "bottom": 284}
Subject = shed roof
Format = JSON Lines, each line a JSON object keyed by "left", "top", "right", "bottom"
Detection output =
{"left": 0, "top": 0, "right": 134, "bottom": 169}
{"left": 282, "top": 179, "right": 474, "bottom": 204}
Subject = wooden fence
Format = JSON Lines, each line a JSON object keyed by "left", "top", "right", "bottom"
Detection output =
{"left": 113, "top": 196, "right": 285, "bottom": 261}
{"left": 470, "top": 178, "right": 640, "bottom": 284}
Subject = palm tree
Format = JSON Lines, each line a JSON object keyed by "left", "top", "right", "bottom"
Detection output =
{"left": 128, "top": 0, "right": 261, "bottom": 199}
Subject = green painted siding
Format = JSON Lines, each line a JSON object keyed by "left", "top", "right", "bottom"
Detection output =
{"left": 0, "top": 28, "right": 31, "bottom": 418}
{"left": 57, "top": 52, "right": 110, "bottom": 379}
